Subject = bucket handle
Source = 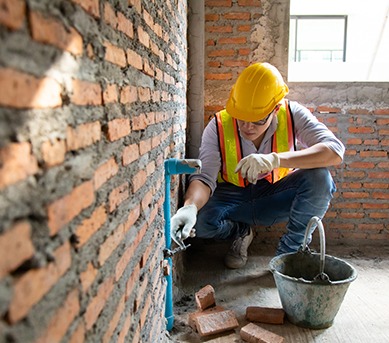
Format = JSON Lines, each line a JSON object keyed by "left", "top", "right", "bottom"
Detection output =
{"left": 301, "top": 216, "right": 330, "bottom": 282}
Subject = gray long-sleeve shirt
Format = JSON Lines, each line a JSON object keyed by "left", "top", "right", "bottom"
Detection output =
{"left": 189, "top": 100, "right": 345, "bottom": 195}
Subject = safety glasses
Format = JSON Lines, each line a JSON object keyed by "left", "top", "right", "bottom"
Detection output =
{"left": 240, "top": 104, "right": 281, "bottom": 126}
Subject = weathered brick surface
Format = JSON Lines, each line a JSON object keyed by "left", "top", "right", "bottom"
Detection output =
{"left": 0, "top": 0, "right": 187, "bottom": 342}
{"left": 246, "top": 306, "right": 285, "bottom": 324}
{"left": 193, "top": 309, "right": 239, "bottom": 337}
{"left": 195, "top": 284, "right": 216, "bottom": 310}
{"left": 240, "top": 323, "right": 284, "bottom": 343}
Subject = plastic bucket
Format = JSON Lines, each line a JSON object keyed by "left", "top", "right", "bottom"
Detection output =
{"left": 269, "top": 217, "right": 357, "bottom": 329}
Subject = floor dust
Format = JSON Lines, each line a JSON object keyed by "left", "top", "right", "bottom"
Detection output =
{"left": 167, "top": 237, "right": 389, "bottom": 343}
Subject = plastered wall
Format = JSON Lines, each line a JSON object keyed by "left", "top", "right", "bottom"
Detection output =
{"left": 0, "top": 0, "right": 187, "bottom": 342}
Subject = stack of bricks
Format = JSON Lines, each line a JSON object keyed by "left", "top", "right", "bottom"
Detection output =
{"left": 189, "top": 285, "right": 285, "bottom": 342}
{"left": 189, "top": 285, "right": 239, "bottom": 337}
{"left": 0, "top": 0, "right": 188, "bottom": 342}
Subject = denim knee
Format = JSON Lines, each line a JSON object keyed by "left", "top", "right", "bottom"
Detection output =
{"left": 299, "top": 168, "right": 336, "bottom": 199}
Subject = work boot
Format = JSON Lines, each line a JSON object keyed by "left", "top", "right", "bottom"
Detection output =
{"left": 224, "top": 228, "right": 254, "bottom": 269}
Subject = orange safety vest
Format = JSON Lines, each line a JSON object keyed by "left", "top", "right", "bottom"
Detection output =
{"left": 215, "top": 99, "right": 296, "bottom": 186}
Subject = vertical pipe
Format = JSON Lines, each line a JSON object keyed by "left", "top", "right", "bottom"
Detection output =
{"left": 163, "top": 158, "right": 201, "bottom": 331}
{"left": 164, "top": 160, "right": 174, "bottom": 331}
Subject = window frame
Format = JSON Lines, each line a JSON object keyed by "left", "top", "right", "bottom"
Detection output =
{"left": 290, "top": 15, "right": 348, "bottom": 63}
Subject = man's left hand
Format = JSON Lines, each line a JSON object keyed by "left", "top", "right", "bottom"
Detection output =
{"left": 235, "top": 152, "right": 280, "bottom": 184}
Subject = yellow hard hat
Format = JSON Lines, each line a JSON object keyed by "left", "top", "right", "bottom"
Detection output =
{"left": 226, "top": 62, "right": 289, "bottom": 121}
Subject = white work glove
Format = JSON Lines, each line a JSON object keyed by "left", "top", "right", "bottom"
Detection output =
{"left": 235, "top": 152, "right": 280, "bottom": 184}
{"left": 170, "top": 204, "right": 197, "bottom": 248}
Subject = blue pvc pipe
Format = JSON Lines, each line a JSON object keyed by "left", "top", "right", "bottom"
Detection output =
{"left": 163, "top": 158, "right": 201, "bottom": 331}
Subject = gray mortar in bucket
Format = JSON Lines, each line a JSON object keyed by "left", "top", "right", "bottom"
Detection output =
{"left": 269, "top": 217, "right": 358, "bottom": 329}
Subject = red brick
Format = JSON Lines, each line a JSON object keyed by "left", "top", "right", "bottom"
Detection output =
{"left": 69, "top": 321, "right": 85, "bottom": 343}
{"left": 239, "top": 48, "right": 250, "bottom": 55}
{"left": 0, "top": 221, "right": 35, "bottom": 279}
{"left": 103, "top": 2, "right": 116, "bottom": 28}
{"left": 122, "top": 144, "right": 140, "bottom": 166}
{"left": 238, "top": 0, "right": 261, "bottom": 6}
{"left": 138, "top": 26, "right": 150, "bottom": 48}
{"left": 374, "top": 108, "right": 389, "bottom": 115}
{"left": 238, "top": 25, "right": 251, "bottom": 32}
{"left": 9, "top": 242, "right": 72, "bottom": 323}
{"left": 348, "top": 127, "right": 374, "bottom": 134}
{"left": 103, "top": 41, "right": 127, "bottom": 67}
{"left": 0, "top": 0, "right": 26, "bottom": 30}
{"left": 205, "top": 73, "right": 233, "bottom": 80}
{"left": 103, "top": 84, "right": 119, "bottom": 104}
{"left": 219, "top": 37, "right": 247, "bottom": 45}
{"left": 240, "top": 323, "right": 284, "bottom": 343}
{"left": 195, "top": 285, "right": 216, "bottom": 311}
{"left": 66, "top": 122, "right": 101, "bottom": 151}
{"left": 109, "top": 182, "right": 129, "bottom": 212}
{"left": 98, "top": 222, "right": 126, "bottom": 266}
{"left": 127, "top": 49, "right": 142, "bottom": 70}
{"left": 139, "top": 138, "right": 152, "bottom": 155}
{"left": 208, "top": 49, "right": 235, "bottom": 57}
{"left": 71, "top": 0, "right": 100, "bottom": 18}
{"left": 132, "top": 169, "right": 147, "bottom": 192}
{"left": 30, "top": 11, "right": 83, "bottom": 56}
{"left": 0, "top": 68, "right": 62, "bottom": 109}
{"left": 84, "top": 275, "right": 115, "bottom": 330}
{"left": 118, "top": 12, "right": 134, "bottom": 38}
{"left": 71, "top": 79, "right": 102, "bottom": 106}
{"left": 205, "top": 14, "right": 219, "bottom": 21}
{"left": 0, "top": 142, "right": 39, "bottom": 189}
{"left": 41, "top": 139, "right": 66, "bottom": 167}
{"left": 106, "top": 118, "right": 131, "bottom": 141}
{"left": 223, "top": 60, "right": 250, "bottom": 67}
{"left": 35, "top": 289, "right": 80, "bottom": 343}
{"left": 93, "top": 157, "right": 119, "bottom": 189}
{"left": 190, "top": 308, "right": 239, "bottom": 337}
{"left": 223, "top": 12, "right": 251, "bottom": 20}
{"left": 75, "top": 205, "right": 107, "bottom": 248}
{"left": 206, "top": 25, "right": 233, "bottom": 33}
{"left": 102, "top": 294, "right": 125, "bottom": 343}
{"left": 80, "top": 262, "right": 98, "bottom": 292}
{"left": 120, "top": 85, "right": 138, "bottom": 104}
{"left": 205, "top": 0, "right": 232, "bottom": 6}
{"left": 47, "top": 181, "right": 95, "bottom": 235}
{"left": 246, "top": 306, "right": 285, "bottom": 324}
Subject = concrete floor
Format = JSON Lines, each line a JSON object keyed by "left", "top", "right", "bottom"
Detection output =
{"left": 168, "top": 237, "right": 389, "bottom": 343}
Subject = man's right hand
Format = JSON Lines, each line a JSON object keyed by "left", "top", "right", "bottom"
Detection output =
{"left": 170, "top": 204, "right": 197, "bottom": 248}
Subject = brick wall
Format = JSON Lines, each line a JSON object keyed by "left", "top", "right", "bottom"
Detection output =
{"left": 0, "top": 0, "right": 187, "bottom": 342}
{"left": 204, "top": 0, "right": 389, "bottom": 245}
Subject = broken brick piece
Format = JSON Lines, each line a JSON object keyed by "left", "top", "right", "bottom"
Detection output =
{"left": 188, "top": 305, "right": 225, "bottom": 332}
{"left": 240, "top": 323, "right": 284, "bottom": 343}
{"left": 191, "top": 308, "right": 239, "bottom": 337}
{"left": 246, "top": 306, "right": 285, "bottom": 324}
{"left": 195, "top": 284, "right": 216, "bottom": 310}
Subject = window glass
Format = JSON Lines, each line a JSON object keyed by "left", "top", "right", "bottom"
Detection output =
{"left": 288, "top": 0, "right": 389, "bottom": 82}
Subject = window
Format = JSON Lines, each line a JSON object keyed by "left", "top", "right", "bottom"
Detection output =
{"left": 288, "top": 0, "right": 389, "bottom": 82}
{"left": 290, "top": 16, "right": 347, "bottom": 63}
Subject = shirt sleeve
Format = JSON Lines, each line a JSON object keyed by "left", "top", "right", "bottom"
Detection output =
{"left": 290, "top": 101, "right": 345, "bottom": 160}
{"left": 188, "top": 117, "right": 221, "bottom": 195}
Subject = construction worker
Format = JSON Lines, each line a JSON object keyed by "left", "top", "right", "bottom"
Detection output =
{"left": 171, "top": 62, "right": 345, "bottom": 269}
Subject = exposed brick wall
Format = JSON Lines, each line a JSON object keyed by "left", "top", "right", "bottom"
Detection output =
{"left": 204, "top": 0, "right": 389, "bottom": 246}
{"left": 0, "top": 0, "right": 187, "bottom": 342}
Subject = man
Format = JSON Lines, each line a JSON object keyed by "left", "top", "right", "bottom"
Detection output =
{"left": 171, "top": 62, "right": 345, "bottom": 269}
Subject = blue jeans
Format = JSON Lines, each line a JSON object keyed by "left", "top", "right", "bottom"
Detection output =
{"left": 195, "top": 168, "right": 336, "bottom": 255}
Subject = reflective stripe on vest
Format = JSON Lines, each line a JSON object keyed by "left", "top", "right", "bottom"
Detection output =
{"left": 265, "top": 100, "right": 296, "bottom": 183}
{"left": 215, "top": 99, "right": 295, "bottom": 187}
{"left": 215, "top": 109, "right": 246, "bottom": 187}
